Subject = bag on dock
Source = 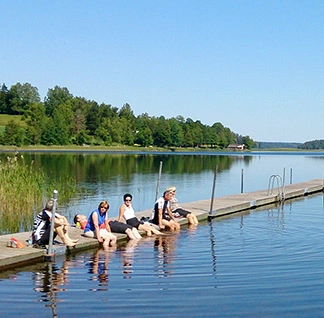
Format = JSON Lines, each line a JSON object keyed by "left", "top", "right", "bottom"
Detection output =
{"left": 7, "top": 237, "right": 26, "bottom": 248}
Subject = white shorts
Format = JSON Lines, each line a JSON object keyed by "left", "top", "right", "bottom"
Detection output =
{"left": 84, "top": 229, "right": 116, "bottom": 240}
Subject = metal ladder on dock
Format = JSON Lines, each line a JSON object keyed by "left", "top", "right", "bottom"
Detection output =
{"left": 267, "top": 174, "right": 285, "bottom": 201}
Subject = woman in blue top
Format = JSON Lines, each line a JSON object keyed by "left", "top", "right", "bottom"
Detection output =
{"left": 83, "top": 200, "right": 141, "bottom": 246}
{"left": 84, "top": 200, "right": 117, "bottom": 249}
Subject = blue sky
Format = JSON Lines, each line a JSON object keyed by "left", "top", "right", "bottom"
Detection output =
{"left": 1, "top": 1, "right": 324, "bottom": 142}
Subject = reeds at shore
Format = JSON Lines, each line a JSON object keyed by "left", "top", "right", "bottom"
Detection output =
{"left": 0, "top": 153, "right": 78, "bottom": 234}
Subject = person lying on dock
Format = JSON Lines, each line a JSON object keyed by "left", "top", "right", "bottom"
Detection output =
{"left": 118, "top": 193, "right": 164, "bottom": 236}
{"left": 32, "top": 200, "right": 78, "bottom": 248}
{"left": 151, "top": 190, "right": 181, "bottom": 231}
{"left": 166, "top": 186, "right": 199, "bottom": 225}
{"left": 74, "top": 214, "right": 88, "bottom": 230}
{"left": 109, "top": 219, "right": 142, "bottom": 240}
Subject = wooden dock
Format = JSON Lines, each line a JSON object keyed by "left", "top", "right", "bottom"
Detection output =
{"left": 0, "top": 178, "right": 323, "bottom": 270}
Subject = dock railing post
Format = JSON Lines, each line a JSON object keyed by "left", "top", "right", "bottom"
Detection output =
{"left": 282, "top": 168, "right": 286, "bottom": 187}
{"left": 155, "top": 161, "right": 163, "bottom": 201}
{"left": 209, "top": 165, "right": 218, "bottom": 217}
{"left": 282, "top": 168, "right": 286, "bottom": 199}
{"left": 46, "top": 190, "right": 58, "bottom": 261}
{"left": 241, "top": 168, "right": 244, "bottom": 193}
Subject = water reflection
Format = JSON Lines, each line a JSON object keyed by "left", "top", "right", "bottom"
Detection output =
{"left": 208, "top": 221, "right": 217, "bottom": 279}
{"left": 0, "top": 153, "right": 247, "bottom": 182}
{"left": 33, "top": 259, "right": 72, "bottom": 318}
{"left": 154, "top": 235, "right": 178, "bottom": 278}
{"left": 119, "top": 239, "right": 139, "bottom": 279}
{"left": 87, "top": 248, "right": 114, "bottom": 290}
{"left": 267, "top": 203, "right": 286, "bottom": 229}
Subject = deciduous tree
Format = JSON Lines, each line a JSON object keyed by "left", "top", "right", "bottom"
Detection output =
{"left": 44, "top": 86, "right": 73, "bottom": 116}
{"left": 8, "top": 82, "right": 40, "bottom": 115}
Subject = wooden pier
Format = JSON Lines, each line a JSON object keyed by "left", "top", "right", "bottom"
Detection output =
{"left": 0, "top": 179, "right": 323, "bottom": 270}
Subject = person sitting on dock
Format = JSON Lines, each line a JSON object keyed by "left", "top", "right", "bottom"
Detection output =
{"left": 82, "top": 201, "right": 118, "bottom": 249}
{"left": 118, "top": 193, "right": 164, "bottom": 236}
{"left": 83, "top": 201, "right": 142, "bottom": 247}
{"left": 151, "top": 190, "right": 181, "bottom": 231}
{"left": 166, "top": 186, "right": 199, "bottom": 225}
{"left": 32, "top": 200, "right": 78, "bottom": 248}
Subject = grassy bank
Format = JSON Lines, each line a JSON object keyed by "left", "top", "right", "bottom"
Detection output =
{"left": 0, "top": 145, "right": 308, "bottom": 153}
{"left": 0, "top": 114, "right": 25, "bottom": 126}
{"left": 0, "top": 144, "right": 224, "bottom": 153}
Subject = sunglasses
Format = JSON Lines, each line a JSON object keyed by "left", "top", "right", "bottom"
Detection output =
{"left": 125, "top": 199, "right": 132, "bottom": 202}
{"left": 100, "top": 206, "right": 108, "bottom": 210}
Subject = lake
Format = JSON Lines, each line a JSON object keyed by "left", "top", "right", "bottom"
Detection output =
{"left": 1, "top": 151, "right": 324, "bottom": 317}
{"left": 1, "top": 150, "right": 324, "bottom": 223}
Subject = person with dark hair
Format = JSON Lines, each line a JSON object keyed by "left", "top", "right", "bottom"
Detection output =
{"left": 74, "top": 214, "right": 88, "bottom": 230}
{"left": 166, "top": 186, "right": 199, "bottom": 225}
{"left": 118, "top": 193, "right": 164, "bottom": 236}
{"left": 151, "top": 191, "right": 180, "bottom": 231}
{"left": 32, "top": 200, "right": 78, "bottom": 247}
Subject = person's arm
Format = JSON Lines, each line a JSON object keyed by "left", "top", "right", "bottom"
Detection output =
{"left": 169, "top": 197, "right": 175, "bottom": 212}
{"left": 105, "top": 219, "right": 112, "bottom": 232}
{"left": 167, "top": 207, "right": 176, "bottom": 221}
{"left": 92, "top": 212, "right": 103, "bottom": 243}
{"left": 118, "top": 205, "right": 125, "bottom": 222}
{"left": 158, "top": 208, "right": 164, "bottom": 229}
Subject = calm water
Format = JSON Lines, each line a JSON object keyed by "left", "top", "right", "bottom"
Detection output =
{"left": 1, "top": 194, "right": 324, "bottom": 317}
{"left": 1, "top": 151, "right": 324, "bottom": 317}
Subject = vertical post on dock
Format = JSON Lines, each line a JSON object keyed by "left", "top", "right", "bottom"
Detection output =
{"left": 46, "top": 190, "right": 58, "bottom": 260}
{"left": 282, "top": 167, "right": 286, "bottom": 187}
{"left": 290, "top": 168, "right": 293, "bottom": 184}
{"left": 155, "top": 161, "right": 163, "bottom": 201}
{"left": 209, "top": 165, "right": 218, "bottom": 217}
{"left": 241, "top": 168, "right": 244, "bottom": 193}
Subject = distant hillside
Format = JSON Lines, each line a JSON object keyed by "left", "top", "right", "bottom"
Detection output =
{"left": 298, "top": 139, "right": 324, "bottom": 149}
{"left": 0, "top": 114, "right": 25, "bottom": 135}
{"left": 255, "top": 141, "right": 302, "bottom": 149}
{"left": 0, "top": 114, "right": 25, "bottom": 127}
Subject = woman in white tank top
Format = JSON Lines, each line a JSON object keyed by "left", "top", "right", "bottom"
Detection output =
{"left": 118, "top": 193, "right": 164, "bottom": 236}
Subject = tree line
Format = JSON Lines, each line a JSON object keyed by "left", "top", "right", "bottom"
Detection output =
{"left": 298, "top": 140, "right": 324, "bottom": 150}
{"left": 0, "top": 82, "right": 255, "bottom": 148}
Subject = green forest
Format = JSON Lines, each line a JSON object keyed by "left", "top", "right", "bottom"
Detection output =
{"left": 298, "top": 140, "right": 324, "bottom": 150}
{"left": 0, "top": 82, "right": 255, "bottom": 149}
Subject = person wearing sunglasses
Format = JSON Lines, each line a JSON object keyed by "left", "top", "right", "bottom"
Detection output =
{"left": 118, "top": 193, "right": 164, "bottom": 236}
{"left": 83, "top": 200, "right": 142, "bottom": 245}
{"left": 83, "top": 200, "right": 117, "bottom": 249}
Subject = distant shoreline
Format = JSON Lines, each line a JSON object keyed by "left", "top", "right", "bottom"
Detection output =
{"left": 0, "top": 145, "right": 321, "bottom": 154}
